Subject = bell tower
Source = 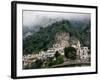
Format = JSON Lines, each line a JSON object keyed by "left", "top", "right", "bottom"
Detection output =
{"left": 77, "top": 40, "right": 81, "bottom": 49}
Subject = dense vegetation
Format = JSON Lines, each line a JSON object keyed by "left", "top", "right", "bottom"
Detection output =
{"left": 23, "top": 20, "right": 90, "bottom": 55}
{"left": 64, "top": 47, "right": 77, "bottom": 60}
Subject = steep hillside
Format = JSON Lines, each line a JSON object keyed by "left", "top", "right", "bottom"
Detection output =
{"left": 23, "top": 20, "right": 90, "bottom": 55}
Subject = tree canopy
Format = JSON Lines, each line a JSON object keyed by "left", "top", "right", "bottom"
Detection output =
{"left": 64, "top": 47, "right": 77, "bottom": 60}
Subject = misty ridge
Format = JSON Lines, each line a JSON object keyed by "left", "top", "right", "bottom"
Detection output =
{"left": 23, "top": 12, "right": 91, "bottom": 55}
{"left": 23, "top": 11, "right": 90, "bottom": 37}
{"left": 23, "top": 12, "right": 90, "bottom": 38}
{"left": 22, "top": 11, "right": 91, "bottom": 56}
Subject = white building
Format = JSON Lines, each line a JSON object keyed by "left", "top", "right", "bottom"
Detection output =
{"left": 72, "top": 40, "right": 90, "bottom": 61}
{"left": 38, "top": 50, "right": 55, "bottom": 60}
{"left": 77, "top": 47, "right": 89, "bottom": 61}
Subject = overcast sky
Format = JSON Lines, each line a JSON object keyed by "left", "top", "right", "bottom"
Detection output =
{"left": 23, "top": 10, "right": 90, "bottom": 28}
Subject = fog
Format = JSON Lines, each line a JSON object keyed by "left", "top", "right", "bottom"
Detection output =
{"left": 23, "top": 10, "right": 90, "bottom": 28}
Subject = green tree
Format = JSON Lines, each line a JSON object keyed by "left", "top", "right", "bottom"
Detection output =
{"left": 56, "top": 55, "right": 64, "bottom": 64}
{"left": 43, "top": 57, "right": 54, "bottom": 67}
{"left": 54, "top": 51, "right": 64, "bottom": 64}
{"left": 35, "top": 59, "right": 43, "bottom": 68}
{"left": 64, "top": 47, "right": 76, "bottom": 60}
{"left": 54, "top": 51, "right": 61, "bottom": 58}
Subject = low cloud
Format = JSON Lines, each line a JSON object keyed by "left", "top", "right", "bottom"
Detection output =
{"left": 23, "top": 10, "right": 90, "bottom": 28}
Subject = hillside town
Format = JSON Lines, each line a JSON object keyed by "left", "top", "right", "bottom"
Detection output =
{"left": 23, "top": 32, "right": 90, "bottom": 69}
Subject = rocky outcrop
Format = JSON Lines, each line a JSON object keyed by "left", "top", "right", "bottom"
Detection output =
{"left": 53, "top": 32, "right": 70, "bottom": 49}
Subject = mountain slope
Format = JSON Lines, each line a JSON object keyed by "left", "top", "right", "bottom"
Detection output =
{"left": 23, "top": 20, "right": 90, "bottom": 55}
